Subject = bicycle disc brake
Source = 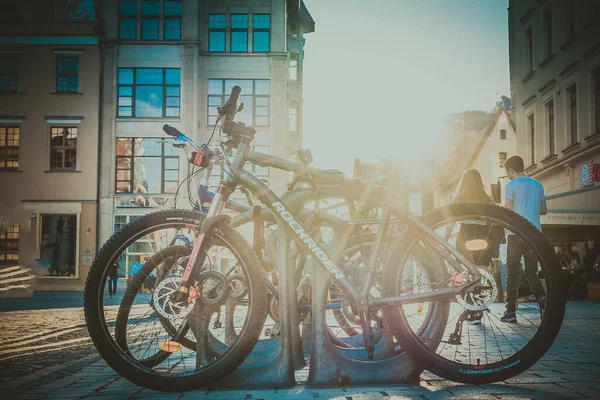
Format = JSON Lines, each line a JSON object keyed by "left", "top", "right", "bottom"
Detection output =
{"left": 456, "top": 268, "right": 498, "bottom": 311}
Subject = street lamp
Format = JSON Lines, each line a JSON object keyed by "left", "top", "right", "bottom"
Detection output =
{"left": 498, "top": 152, "right": 507, "bottom": 167}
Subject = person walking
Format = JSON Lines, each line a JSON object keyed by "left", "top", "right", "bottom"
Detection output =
{"left": 453, "top": 169, "right": 505, "bottom": 325}
{"left": 502, "top": 155, "right": 547, "bottom": 322}
{"left": 108, "top": 262, "right": 119, "bottom": 298}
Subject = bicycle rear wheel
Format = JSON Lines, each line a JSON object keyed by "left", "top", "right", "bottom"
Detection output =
{"left": 383, "top": 202, "right": 565, "bottom": 384}
{"left": 84, "top": 209, "right": 267, "bottom": 392}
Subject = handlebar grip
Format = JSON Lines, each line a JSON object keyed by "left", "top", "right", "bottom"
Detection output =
{"left": 163, "top": 124, "right": 183, "bottom": 138}
{"left": 226, "top": 86, "right": 241, "bottom": 107}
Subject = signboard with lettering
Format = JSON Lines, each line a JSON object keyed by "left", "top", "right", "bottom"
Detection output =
{"left": 541, "top": 213, "right": 600, "bottom": 226}
{"left": 580, "top": 160, "right": 599, "bottom": 188}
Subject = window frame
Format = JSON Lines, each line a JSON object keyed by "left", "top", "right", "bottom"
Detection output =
{"left": 288, "top": 101, "right": 298, "bottom": 132}
{"left": 39, "top": 214, "right": 78, "bottom": 277}
{"left": 0, "top": 126, "right": 19, "bottom": 170}
{"left": 49, "top": 126, "right": 78, "bottom": 171}
{"left": 207, "top": 79, "right": 270, "bottom": 126}
{"left": 546, "top": 100, "right": 555, "bottom": 156}
{"left": 117, "top": 68, "right": 181, "bottom": 118}
{"left": 289, "top": 53, "right": 299, "bottom": 81}
{"left": 252, "top": 14, "right": 271, "bottom": 53}
{"left": 119, "top": 0, "right": 138, "bottom": 40}
{"left": 230, "top": 14, "right": 249, "bottom": 53}
{"left": 115, "top": 137, "right": 180, "bottom": 194}
{"left": 543, "top": 8, "right": 553, "bottom": 59}
{"left": 208, "top": 13, "right": 227, "bottom": 52}
{"left": 500, "top": 129, "right": 507, "bottom": 140}
{"left": 56, "top": 56, "right": 79, "bottom": 93}
{"left": 525, "top": 27, "right": 533, "bottom": 75}
{"left": 568, "top": 84, "right": 577, "bottom": 145}
{"left": 0, "top": 54, "right": 19, "bottom": 93}
{"left": 164, "top": 0, "right": 182, "bottom": 41}
{"left": 528, "top": 113, "right": 535, "bottom": 164}
{"left": 0, "top": 223, "right": 19, "bottom": 264}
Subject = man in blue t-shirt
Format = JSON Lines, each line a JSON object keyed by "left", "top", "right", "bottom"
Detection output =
{"left": 502, "top": 155, "right": 547, "bottom": 322}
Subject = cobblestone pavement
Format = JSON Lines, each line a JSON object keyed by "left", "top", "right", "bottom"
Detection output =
{"left": 1, "top": 298, "right": 600, "bottom": 399}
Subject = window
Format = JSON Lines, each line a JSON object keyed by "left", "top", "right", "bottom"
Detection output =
{"left": 547, "top": 101, "right": 555, "bottom": 156}
{"left": 119, "top": 0, "right": 137, "bottom": 40}
{"left": 528, "top": 114, "right": 535, "bottom": 164}
{"left": 0, "top": 223, "right": 18, "bottom": 262}
{"left": 208, "top": 79, "right": 270, "bottom": 126}
{"left": 164, "top": 0, "right": 182, "bottom": 40}
{"left": 113, "top": 215, "right": 144, "bottom": 234}
{"left": 142, "top": 0, "right": 160, "bottom": 40}
{"left": 595, "top": 69, "right": 600, "bottom": 134}
{"left": 566, "top": 0, "right": 576, "bottom": 39}
{"left": 0, "top": 55, "right": 19, "bottom": 92}
{"left": 118, "top": 68, "right": 180, "bottom": 118}
{"left": 543, "top": 9, "right": 552, "bottom": 58}
{"left": 500, "top": 129, "right": 507, "bottom": 140}
{"left": 231, "top": 14, "right": 248, "bottom": 52}
{"left": 252, "top": 14, "right": 270, "bottom": 52}
{"left": 40, "top": 215, "right": 77, "bottom": 276}
{"left": 568, "top": 85, "right": 577, "bottom": 145}
{"left": 116, "top": 137, "right": 180, "bottom": 194}
{"left": 56, "top": 57, "right": 79, "bottom": 92}
{"left": 289, "top": 101, "right": 298, "bottom": 132}
{"left": 50, "top": 127, "right": 77, "bottom": 170}
{"left": 209, "top": 14, "right": 226, "bottom": 52}
{"left": 0, "top": 126, "right": 19, "bottom": 169}
{"left": 525, "top": 27, "right": 533, "bottom": 74}
{"left": 289, "top": 53, "right": 299, "bottom": 80}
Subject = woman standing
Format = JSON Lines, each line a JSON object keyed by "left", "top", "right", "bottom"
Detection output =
{"left": 453, "top": 169, "right": 505, "bottom": 325}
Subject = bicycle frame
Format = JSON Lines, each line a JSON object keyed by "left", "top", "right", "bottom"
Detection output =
{"left": 200, "top": 136, "right": 483, "bottom": 311}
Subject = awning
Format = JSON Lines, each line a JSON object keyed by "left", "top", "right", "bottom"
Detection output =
{"left": 541, "top": 186, "right": 600, "bottom": 226}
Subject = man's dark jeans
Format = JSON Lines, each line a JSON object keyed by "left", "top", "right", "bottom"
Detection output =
{"left": 506, "top": 235, "right": 545, "bottom": 312}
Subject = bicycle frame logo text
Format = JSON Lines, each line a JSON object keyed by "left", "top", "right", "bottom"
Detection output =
{"left": 272, "top": 202, "right": 346, "bottom": 280}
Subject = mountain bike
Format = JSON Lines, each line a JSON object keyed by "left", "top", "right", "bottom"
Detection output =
{"left": 84, "top": 86, "right": 565, "bottom": 391}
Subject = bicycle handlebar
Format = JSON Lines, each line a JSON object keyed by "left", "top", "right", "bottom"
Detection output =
{"left": 163, "top": 124, "right": 183, "bottom": 138}
{"left": 218, "top": 85, "right": 242, "bottom": 121}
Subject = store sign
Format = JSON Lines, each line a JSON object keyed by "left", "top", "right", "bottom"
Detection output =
{"left": 542, "top": 213, "right": 600, "bottom": 225}
{"left": 580, "top": 160, "right": 599, "bottom": 187}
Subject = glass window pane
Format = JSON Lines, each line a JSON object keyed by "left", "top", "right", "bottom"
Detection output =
{"left": 165, "top": 69, "right": 180, "bottom": 85}
{"left": 69, "top": 58, "right": 79, "bottom": 73}
{"left": 68, "top": 76, "right": 78, "bottom": 91}
{"left": 253, "top": 32, "right": 270, "bottom": 52}
{"left": 236, "top": 95, "right": 252, "bottom": 125}
{"left": 118, "top": 107, "right": 132, "bottom": 116}
{"left": 208, "top": 79, "right": 223, "bottom": 95}
{"left": 119, "top": 96, "right": 132, "bottom": 106}
{"left": 164, "top": 0, "right": 182, "bottom": 16}
{"left": 164, "top": 170, "right": 178, "bottom": 181}
{"left": 134, "top": 157, "right": 161, "bottom": 193}
{"left": 253, "top": 14, "right": 270, "bottom": 29}
{"left": 165, "top": 19, "right": 181, "bottom": 40}
{"left": 165, "top": 107, "right": 180, "bottom": 117}
{"left": 164, "top": 157, "right": 179, "bottom": 169}
{"left": 255, "top": 116, "right": 269, "bottom": 126}
{"left": 256, "top": 96, "right": 269, "bottom": 106}
{"left": 209, "top": 32, "right": 226, "bottom": 52}
{"left": 209, "top": 14, "right": 226, "bottom": 29}
{"left": 120, "top": 18, "right": 136, "bottom": 40}
{"left": 119, "top": 86, "right": 133, "bottom": 96}
{"left": 166, "top": 97, "right": 180, "bottom": 107}
{"left": 134, "top": 138, "right": 161, "bottom": 156}
{"left": 135, "top": 86, "right": 163, "bottom": 117}
{"left": 120, "top": 0, "right": 137, "bottom": 15}
{"left": 208, "top": 96, "right": 222, "bottom": 106}
{"left": 57, "top": 58, "right": 67, "bottom": 73}
{"left": 142, "top": 0, "right": 160, "bottom": 15}
{"left": 166, "top": 86, "right": 179, "bottom": 96}
{"left": 118, "top": 69, "right": 134, "bottom": 84}
{"left": 231, "top": 14, "right": 248, "bottom": 28}
{"left": 231, "top": 32, "right": 248, "bottom": 52}
{"left": 142, "top": 18, "right": 159, "bottom": 39}
{"left": 225, "top": 79, "right": 252, "bottom": 94}
{"left": 136, "top": 69, "right": 162, "bottom": 84}
{"left": 255, "top": 106, "right": 269, "bottom": 117}
{"left": 164, "top": 180, "right": 178, "bottom": 193}
{"left": 254, "top": 80, "right": 270, "bottom": 95}
{"left": 57, "top": 76, "right": 68, "bottom": 91}
{"left": 39, "top": 215, "right": 77, "bottom": 273}
{"left": 116, "top": 139, "right": 132, "bottom": 155}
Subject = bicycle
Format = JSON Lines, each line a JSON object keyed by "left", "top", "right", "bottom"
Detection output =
{"left": 85, "top": 86, "right": 565, "bottom": 391}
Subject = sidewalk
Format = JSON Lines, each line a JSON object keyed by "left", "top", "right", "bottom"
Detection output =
{"left": 1, "top": 301, "right": 600, "bottom": 399}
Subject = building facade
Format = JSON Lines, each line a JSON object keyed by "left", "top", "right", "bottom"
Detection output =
{"left": 436, "top": 101, "right": 517, "bottom": 206}
{"left": 0, "top": 0, "right": 100, "bottom": 290}
{"left": 508, "top": 0, "right": 600, "bottom": 250}
{"left": 98, "top": 0, "right": 315, "bottom": 248}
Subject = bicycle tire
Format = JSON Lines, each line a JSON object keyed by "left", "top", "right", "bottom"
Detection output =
{"left": 383, "top": 202, "right": 565, "bottom": 384}
{"left": 84, "top": 209, "right": 267, "bottom": 392}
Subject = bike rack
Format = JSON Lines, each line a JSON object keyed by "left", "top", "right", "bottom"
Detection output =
{"left": 207, "top": 223, "right": 304, "bottom": 388}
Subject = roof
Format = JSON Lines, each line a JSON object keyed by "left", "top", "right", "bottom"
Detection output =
{"left": 436, "top": 103, "right": 515, "bottom": 192}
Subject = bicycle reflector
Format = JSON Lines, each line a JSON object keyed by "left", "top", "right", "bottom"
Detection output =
{"left": 189, "top": 146, "right": 214, "bottom": 168}
{"left": 465, "top": 239, "right": 489, "bottom": 251}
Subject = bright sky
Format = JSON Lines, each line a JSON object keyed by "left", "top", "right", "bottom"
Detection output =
{"left": 301, "top": 0, "right": 509, "bottom": 175}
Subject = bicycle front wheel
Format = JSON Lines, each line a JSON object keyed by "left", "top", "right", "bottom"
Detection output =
{"left": 383, "top": 202, "right": 565, "bottom": 384}
{"left": 84, "top": 209, "right": 267, "bottom": 392}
